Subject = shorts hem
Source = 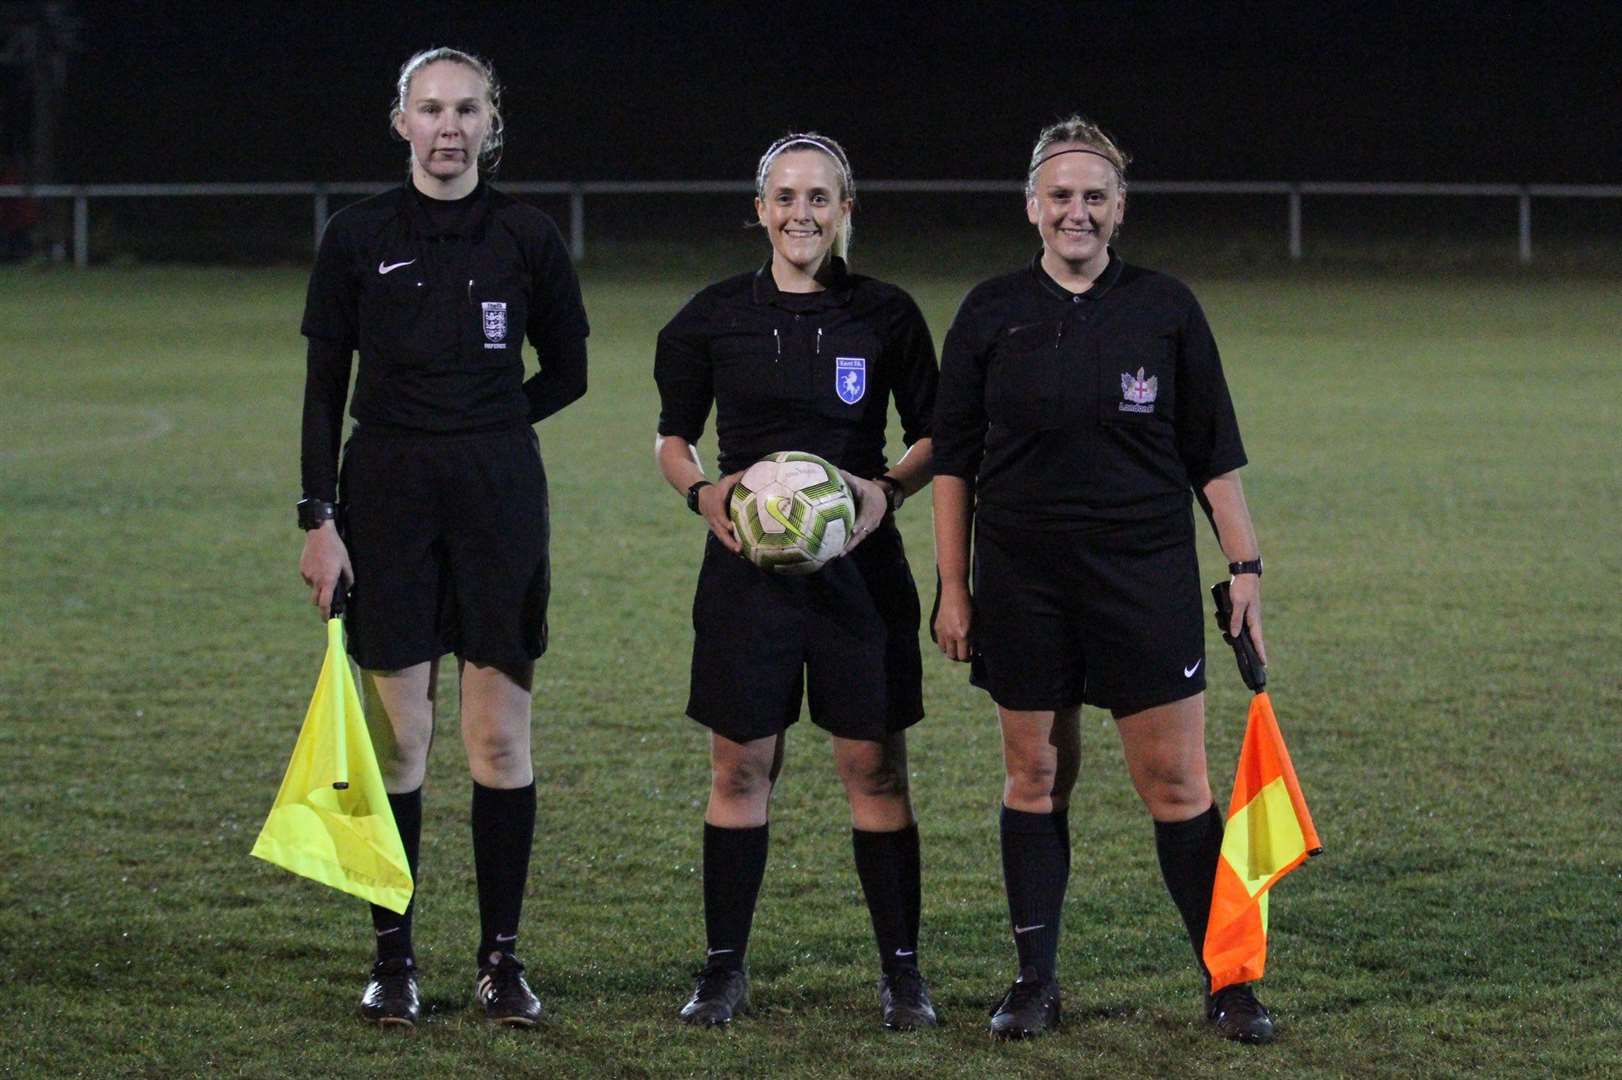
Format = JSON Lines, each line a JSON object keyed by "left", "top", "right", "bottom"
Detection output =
{"left": 1095, "top": 679, "right": 1205, "bottom": 717}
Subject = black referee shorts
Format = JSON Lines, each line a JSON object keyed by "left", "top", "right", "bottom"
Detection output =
{"left": 969, "top": 510, "right": 1206, "bottom": 715}
{"left": 339, "top": 425, "right": 550, "bottom": 671}
{"left": 687, "top": 517, "right": 924, "bottom": 744}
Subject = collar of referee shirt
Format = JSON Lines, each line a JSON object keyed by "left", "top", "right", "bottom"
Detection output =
{"left": 752, "top": 255, "right": 856, "bottom": 310}
{"left": 1030, "top": 247, "right": 1124, "bottom": 302}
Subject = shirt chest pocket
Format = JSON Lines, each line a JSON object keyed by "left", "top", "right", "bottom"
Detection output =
{"left": 710, "top": 331, "right": 787, "bottom": 406}
{"left": 358, "top": 268, "right": 440, "bottom": 366}
{"left": 812, "top": 328, "right": 883, "bottom": 421}
{"left": 986, "top": 319, "right": 1067, "bottom": 431}
{"left": 1100, "top": 332, "right": 1175, "bottom": 426}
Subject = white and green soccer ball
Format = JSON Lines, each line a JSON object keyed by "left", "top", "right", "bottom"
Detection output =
{"left": 729, "top": 451, "right": 856, "bottom": 575}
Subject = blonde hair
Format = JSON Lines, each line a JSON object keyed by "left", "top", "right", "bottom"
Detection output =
{"left": 754, "top": 132, "right": 855, "bottom": 260}
{"left": 390, "top": 47, "right": 505, "bottom": 173}
{"left": 1025, "top": 115, "right": 1130, "bottom": 199}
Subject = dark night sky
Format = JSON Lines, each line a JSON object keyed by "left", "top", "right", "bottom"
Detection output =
{"left": 29, "top": 0, "right": 1622, "bottom": 186}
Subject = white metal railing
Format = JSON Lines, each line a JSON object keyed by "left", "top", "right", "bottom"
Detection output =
{"left": 2, "top": 180, "right": 1619, "bottom": 268}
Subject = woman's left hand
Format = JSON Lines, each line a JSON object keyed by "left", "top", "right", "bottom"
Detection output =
{"left": 1226, "top": 572, "right": 1267, "bottom": 666}
{"left": 839, "top": 471, "right": 888, "bottom": 555}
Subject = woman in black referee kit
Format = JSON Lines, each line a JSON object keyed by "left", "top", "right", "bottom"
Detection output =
{"left": 931, "top": 117, "right": 1276, "bottom": 1043}
{"left": 296, "top": 48, "right": 588, "bottom": 1028}
{"left": 654, "top": 133, "right": 940, "bottom": 1031}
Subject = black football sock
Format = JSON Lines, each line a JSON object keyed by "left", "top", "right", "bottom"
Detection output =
{"left": 852, "top": 824, "right": 921, "bottom": 973}
{"left": 471, "top": 780, "right": 536, "bottom": 965}
{"left": 1154, "top": 802, "right": 1224, "bottom": 980}
{"left": 370, "top": 788, "right": 422, "bottom": 964}
{"left": 701, "top": 822, "right": 769, "bottom": 972}
{"left": 1000, "top": 806, "right": 1071, "bottom": 982}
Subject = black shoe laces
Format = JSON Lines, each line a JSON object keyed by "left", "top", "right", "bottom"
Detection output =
{"left": 1000, "top": 975, "right": 1049, "bottom": 1014}
{"left": 484, "top": 958, "right": 531, "bottom": 998}
{"left": 1212, "top": 983, "right": 1263, "bottom": 1016}
{"left": 888, "top": 967, "right": 927, "bottom": 1006}
{"left": 371, "top": 959, "right": 416, "bottom": 996}
{"left": 693, "top": 964, "right": 740, "bottom": 1001}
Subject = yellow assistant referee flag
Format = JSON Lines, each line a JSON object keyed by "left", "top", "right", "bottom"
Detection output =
{"left": 251, "top": 608, "right": 413, "bottom": 914}
{"left": 1203, "top": 691, "right": 1322, "bottom": 992}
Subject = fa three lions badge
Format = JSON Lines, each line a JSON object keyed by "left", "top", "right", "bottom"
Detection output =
{"left": 481, "top": 302, "right": 508, "bottom": 350}
{"left": 836, "top": 356, "right": 866, "bottom": 404}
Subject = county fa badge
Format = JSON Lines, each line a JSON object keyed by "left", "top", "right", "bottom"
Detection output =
{"left": 835, "top": 356, "right": 867, "bottom": 404}
{"left": 1119, "top": 366, "right": 1157, "bottom": 413}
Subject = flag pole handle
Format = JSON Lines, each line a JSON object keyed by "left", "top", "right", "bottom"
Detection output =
{"left": 330, "top": 580, "right": 351, "bottom": 790}
{"left": 1211, "top": 581, "right": 1266, "bottom": 691}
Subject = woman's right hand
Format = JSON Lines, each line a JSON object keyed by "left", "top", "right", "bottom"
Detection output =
{"left": 698, "top": 471, "right": 744, "bottom": 554}
{"left": 298, "top": 521, "right": 354, "bottom": 619}
{"left": 934, "top": 581, "right": 974, "bottom": 662}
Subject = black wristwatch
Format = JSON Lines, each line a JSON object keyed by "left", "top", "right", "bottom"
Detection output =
{"left": 874, "top": 474, "right": 904, "bottom": 512}
{"left": 297, "top": 497, "right": 337, "bottom": 530}
{"left": 686, "top": 480, "right": 713, "bottom": 515}
{"left": 1228, "top": 558, "right": 1263, "bottom": 577}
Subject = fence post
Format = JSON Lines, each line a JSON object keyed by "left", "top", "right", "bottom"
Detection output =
{"left": 1288, "top": 185, "right": 1302, "bottom": 261}
{"left": 1518, "top": 188, "right": 1532, "bottom": 264}
{"left": 569, "top": 185, "right": 585, "bottom": 263}
{"left": 313, "top": 186, "right": 329, "bottom": 253}
{"left": 73, "top": 192, "right": 89, "bottom": 268}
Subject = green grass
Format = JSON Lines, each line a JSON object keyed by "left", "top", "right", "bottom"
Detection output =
{"left": 1, "top": 260, "right": 1619, "bottom": 1078}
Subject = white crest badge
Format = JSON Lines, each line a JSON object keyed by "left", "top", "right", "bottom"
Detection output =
{"left": 1119, "top": 367, "right": 1158, "bottom": 414}
{"left": 481, "top": 302, "right": 508, "bottom": 344}
{"left": 836, "top": 357, "right": 867, "bottom": 404}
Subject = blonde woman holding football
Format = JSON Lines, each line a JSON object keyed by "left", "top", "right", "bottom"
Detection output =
{"left": 653, "top": 132, "right": 940, "bottom": 1031}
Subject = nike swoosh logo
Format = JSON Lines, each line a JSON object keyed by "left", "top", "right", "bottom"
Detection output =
{"left": 764, "top": 495, "right": 814, "bottom": 546}
{"left": 894, "top": 950, "right": 915, "bottom": 958}
{"left": 496, "top": 932, "right": 518, "bottom": 943}
{"left": 378, "top": 259, "right": 417, "bottom": 274}
{"left": 1013, "top": 923, "right": 1045, "bottom": 935}
{"left": 1184, "top": 659, "right": 1203, "bottom": 677}
{"left": 706, "top": 948, "right": 735, "bottom": 957}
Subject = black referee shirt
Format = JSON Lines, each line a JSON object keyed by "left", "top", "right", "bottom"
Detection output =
{"left": 655, "top": 258, "right": 937, "bottom": 478}
{"left": 300, "top": 182, "right": 589, "bottom": 498}
{"left": 932, "top": 251, "right": 1246, "bottom": 529}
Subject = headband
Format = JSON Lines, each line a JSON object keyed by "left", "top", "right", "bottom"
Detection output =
{"left": 1034, "top": 146, "right": 1120, "bottom": 171}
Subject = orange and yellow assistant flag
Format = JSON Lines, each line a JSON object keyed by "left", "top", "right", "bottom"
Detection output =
{"left": 1204, "top": 690, "right": 1322, "bottom": 992}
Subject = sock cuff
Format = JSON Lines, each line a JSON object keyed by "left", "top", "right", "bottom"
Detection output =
{"left": 851, "top": 822, "right": 919, "bottom": 842}
{"left": 1153, "top": 802, "right": 1222, "bottom": 846}
{"left": 472, "top": 780, "right": 537, "bottom": 809}
{"left": 1001, "top": 805, "right": 1069, "bottom": 836}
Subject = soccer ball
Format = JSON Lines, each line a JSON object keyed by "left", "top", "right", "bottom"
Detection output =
{"left": 729, "top": 451, "right": 856, "bottom": 575}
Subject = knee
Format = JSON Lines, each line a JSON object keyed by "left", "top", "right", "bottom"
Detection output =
{"left": 464, "top": 725, "right": 528, "bottom": 777}
{"left": 839, "top": 756, "right": 909, "bottom": 801}
{"left": 1135, "top": 765, "right": 1211, "bottom": 820}
{"left": 711, "top": 758, "right": 773, "bottom": 804}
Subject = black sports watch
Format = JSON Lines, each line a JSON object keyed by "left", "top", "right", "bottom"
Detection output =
{"left": 1228, "top": 558, "right": 1263, "bottom": 577}
{"left": 874, "top": 474, "right": 904, "bottom": 512}
{"left": 686, "top": 480, "right": 713, "bottom": 515}
{"left": 297, "top": 497, "right": 337, "bottom": 530}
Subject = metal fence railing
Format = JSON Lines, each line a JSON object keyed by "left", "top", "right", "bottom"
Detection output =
{"left": 3, "top": 180, "right": 1619, "bottom": 268}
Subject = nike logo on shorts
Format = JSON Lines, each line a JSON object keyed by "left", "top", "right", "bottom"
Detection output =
{"left": 1184, "top": 659, "right": 1203, "bottom": 678}
{"left": 378, "top": 259, "right": 417, "bottom": 274}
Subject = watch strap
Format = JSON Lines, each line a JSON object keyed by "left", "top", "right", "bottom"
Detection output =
{"left": 686, "top": 480, "right": 713, "bottom": 515}
{"left": 1228, "top": 558, "right": 1263, "bottom": 577}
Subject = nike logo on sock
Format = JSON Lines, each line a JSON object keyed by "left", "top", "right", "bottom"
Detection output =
{"left": 1184, "top": 658, "right": 1203, "bottom": 677}
{"left": 894, "top": 950, "right": 915, "bottom": 958}
{"left": 707, "top": 948, "right": 735, "bottom": 957}
{"left": 1013, "top": 924, "right": 1046, "bottom": 935}
{"left": 375, "top": 927, "right": 401, "bottom": 937}
{"left": 496, "top": 932, "right": 518, "bottom": 943}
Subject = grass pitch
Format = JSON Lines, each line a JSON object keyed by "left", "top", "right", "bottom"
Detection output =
{"left": 1, "top": 260, "right": 1618, "bottom": 1078}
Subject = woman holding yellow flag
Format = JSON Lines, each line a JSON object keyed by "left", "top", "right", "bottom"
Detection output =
{"left": 931, "top": 116, "right": 1275, "bottom": 1043}
{"left": 295, "top": 47, "right": 588, "bottom": 1028}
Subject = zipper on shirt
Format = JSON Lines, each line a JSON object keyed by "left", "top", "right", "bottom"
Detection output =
{"left": 773, "top": 328, "right": 782, "bottom": 361}
{"left": 816, "top": 327, "right": 823, "bottom": 355}
{"left": 1056, "top": 320, "right": 1066, "bottom": 348}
